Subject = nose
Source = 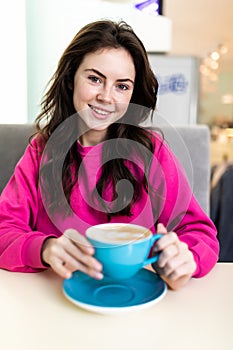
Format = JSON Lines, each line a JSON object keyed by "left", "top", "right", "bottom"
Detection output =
{"left": 97, "top": 86, "right": 113, "bottom": 103}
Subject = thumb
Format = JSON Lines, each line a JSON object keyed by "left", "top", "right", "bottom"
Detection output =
{"left": 156, "top": 223, "right": 167, "bottom": 234}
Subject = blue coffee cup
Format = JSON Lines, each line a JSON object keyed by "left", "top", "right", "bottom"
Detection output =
{"left": 86, "top": 223, "right": 161, "bottom": 280}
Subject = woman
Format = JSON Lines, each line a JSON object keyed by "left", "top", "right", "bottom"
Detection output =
{"left": 0, "top": 20, "right": 219, "bottom": 289}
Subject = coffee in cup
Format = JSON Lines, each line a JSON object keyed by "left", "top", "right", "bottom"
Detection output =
{"left": 86, "top": 223, "right": 151, "bottom": 244}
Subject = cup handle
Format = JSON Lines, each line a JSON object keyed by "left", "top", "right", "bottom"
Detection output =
{"left": 143, "top": 234, "right": 162, "bottom": 267}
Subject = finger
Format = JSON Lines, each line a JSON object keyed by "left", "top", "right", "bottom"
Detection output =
{"left": 153, "top": 223, "right": 168, "bottom": 253}
{"left": 63, "top": 229, "right": 94, "bottom": 254}
{"left": 44, "top": 236, "right": 103, "bottom": 279}
{"left": 61, "top": 245, "right": 102, "bottom": 273}
{"left": 50, "top": 252, "right": 103, "bottom": 280}
{"left": 157, "top": 244, "right": 179, "bottom": 268}
{"left": 49, "top": 256, "right": 73, "bottom": 279}
{"left": 166, "top": 260, "right": 196, "bottom": 281}
{"left": 156, "top": 223, "right": 167, "bottom": 234}
{"left": 59, "top": 235, "right": 102, "bottom": 270}
{"left": 55, "top": 236, "right": 103, "bottom": 274}
{"left": 155, "top": 231, "right": 179, "bottom": 252}
{"left": 62, "top": 255, "right": 103, "bottom": 280}
{"left": 157, "top": 244, "right": 195, "bottom": 278}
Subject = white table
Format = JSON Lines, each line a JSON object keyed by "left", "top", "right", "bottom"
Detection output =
{"left": 0, "top": 263, "right": 232, "bottom": 350}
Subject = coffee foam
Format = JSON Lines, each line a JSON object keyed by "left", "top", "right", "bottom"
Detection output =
{"left": 87, "top": 224, "right": 151, "bottom": 244}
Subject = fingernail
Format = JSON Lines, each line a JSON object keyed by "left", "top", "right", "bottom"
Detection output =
{"left": 65, "top": 271, "right": 72, "bottom": 279}
{"left": 87, "top": 246, "right": 94, "bottom": 254}
{"left": 95, "top": 272, "right": 104, "bottom": 280}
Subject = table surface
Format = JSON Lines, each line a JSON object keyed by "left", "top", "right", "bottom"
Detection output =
{"left": 0, "top": 263, "right": 233, "bottom": 350}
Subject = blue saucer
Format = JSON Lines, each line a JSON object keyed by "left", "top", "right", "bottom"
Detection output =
{"left": 63, "top": 269, "right": 167, "bottom": 314}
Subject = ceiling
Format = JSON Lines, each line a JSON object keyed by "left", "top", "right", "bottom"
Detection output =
{"left": 164, "top": 0, "right": 233, "bottom": 73}
{"left": 105, "top": 0, "right": 233, "bottom": 73}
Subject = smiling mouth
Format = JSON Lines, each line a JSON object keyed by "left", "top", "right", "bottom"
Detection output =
{"left": 89, "top": 105, "right": 114, "bottom": 116}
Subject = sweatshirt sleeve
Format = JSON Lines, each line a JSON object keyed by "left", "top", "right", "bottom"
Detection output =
{"left": 0, "top": 137, "right": 56, "bottom": 272}
{"left": 150, "top": 135, "right": 219, "bottom": 278}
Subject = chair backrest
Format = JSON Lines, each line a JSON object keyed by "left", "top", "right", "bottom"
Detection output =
{"left": 0, "top": 123, "right": 210, "bottom": 214}
{"left": 0, "top": 124, "right": 34, "bottom": 193}
{"left": 160, "top": 124, "right": 210, "bottom": 214}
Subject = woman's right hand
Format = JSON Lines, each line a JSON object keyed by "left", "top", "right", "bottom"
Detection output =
{"left": 41, "top": 228, "right": 103, "bottom": 280}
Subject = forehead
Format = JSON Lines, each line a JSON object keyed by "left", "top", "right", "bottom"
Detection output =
{"left": 79, "top": 47, "right": 136, "bottom": 78}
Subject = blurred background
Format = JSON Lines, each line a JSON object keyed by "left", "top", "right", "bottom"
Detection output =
{"left": 0, "top": 0, "right": 233, "bottom": 165}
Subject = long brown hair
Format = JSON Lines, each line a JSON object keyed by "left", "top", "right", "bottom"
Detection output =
{"left": 36, "top": 20, "right": 158, "bottom": 219}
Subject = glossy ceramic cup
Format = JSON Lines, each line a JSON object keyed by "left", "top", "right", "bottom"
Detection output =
{"left": 86, "top": 223, "right": 161, "bottom": 280}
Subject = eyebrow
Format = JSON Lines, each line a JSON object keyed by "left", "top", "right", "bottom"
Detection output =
{"left": 85, "top": 68, "right": 135, "bottom": 85}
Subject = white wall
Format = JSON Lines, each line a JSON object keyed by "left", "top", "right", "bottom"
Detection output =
{"left": 0, "top": 0, "right": 27, "bottom": 123}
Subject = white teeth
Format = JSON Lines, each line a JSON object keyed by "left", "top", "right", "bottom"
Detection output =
{"left": 91, "top": 106, "right": 110, "bottom": 115}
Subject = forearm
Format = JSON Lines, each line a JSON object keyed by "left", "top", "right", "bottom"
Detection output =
{"left": 0, "top": 228, "right": 52, "bottom": 272}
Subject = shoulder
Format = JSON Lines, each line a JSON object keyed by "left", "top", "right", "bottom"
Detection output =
{"left": 145, "top": 128, "right": 176, "bottom": 162}
{"left": 27, "top": 133, "right": 47, "bottom": 156}
{"left": 29, "top": 133, "right": 46, "bottom": 151}
{"left": 148, "top": 129, "right": 188, "bottom": 183}
{"left": 17, "top": 134, "right": 46, "bottom": 170}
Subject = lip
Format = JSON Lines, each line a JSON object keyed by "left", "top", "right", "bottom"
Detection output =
{"left": 89, "top": 104, "right": 115, "bottom": 120}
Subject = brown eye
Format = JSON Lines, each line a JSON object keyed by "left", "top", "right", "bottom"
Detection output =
{"left": 89, "top": 75, "right": 101, "bottom": 83}
{"left": 117, "top": 84, "right": 129, "bottom": 91}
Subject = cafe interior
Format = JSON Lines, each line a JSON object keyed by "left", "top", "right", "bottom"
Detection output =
{"left": 1, "top": 0, "right": 232, "bottom": 259}
{"left": 0, "top": 1, "right": 233, "bottom": 349}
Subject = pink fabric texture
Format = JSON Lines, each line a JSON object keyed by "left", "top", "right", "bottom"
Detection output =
{"left": 0, "top": 134, "right": 219, "bottom": 276}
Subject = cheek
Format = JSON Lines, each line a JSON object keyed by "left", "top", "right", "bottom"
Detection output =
{"left": 73, "top": 84, "right": 92, "bottom": 110}
{"left": 117, "top": 103, "right": 129, "bottom": 117}
{"left": 123, "top": 89, "right": 134, "bottom": 105}
{"left": 116, "top": 92, "right": 133, "bottom": 111}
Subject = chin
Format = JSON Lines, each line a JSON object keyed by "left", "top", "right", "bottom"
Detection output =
{"left": 88, "top": 121, "right": 112, "bottom": 131}
{"left": 91, "top": 125, "right": 110, "bottom": 132}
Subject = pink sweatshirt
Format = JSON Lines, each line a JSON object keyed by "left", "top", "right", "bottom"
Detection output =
{"left": 0, "top": 133, "right": 219, "bottom": 276}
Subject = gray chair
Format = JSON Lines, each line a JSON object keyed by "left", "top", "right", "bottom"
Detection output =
{"left": 160, "top": 125, "right": 210, "bottom": 214}
{"left": 0, "top": 124, "right": 34, "bottom": 193}
{"left": 0, "top": 124, "right": 210, "bottom": 214}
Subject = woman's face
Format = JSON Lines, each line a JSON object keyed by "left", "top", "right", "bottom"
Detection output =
{"left": 73, "top": 47, "right": 136, "bottom": 145}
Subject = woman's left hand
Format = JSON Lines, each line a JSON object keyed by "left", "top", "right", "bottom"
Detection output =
{"left": 152, "top": 223, "right": 197, "bottom": 290}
